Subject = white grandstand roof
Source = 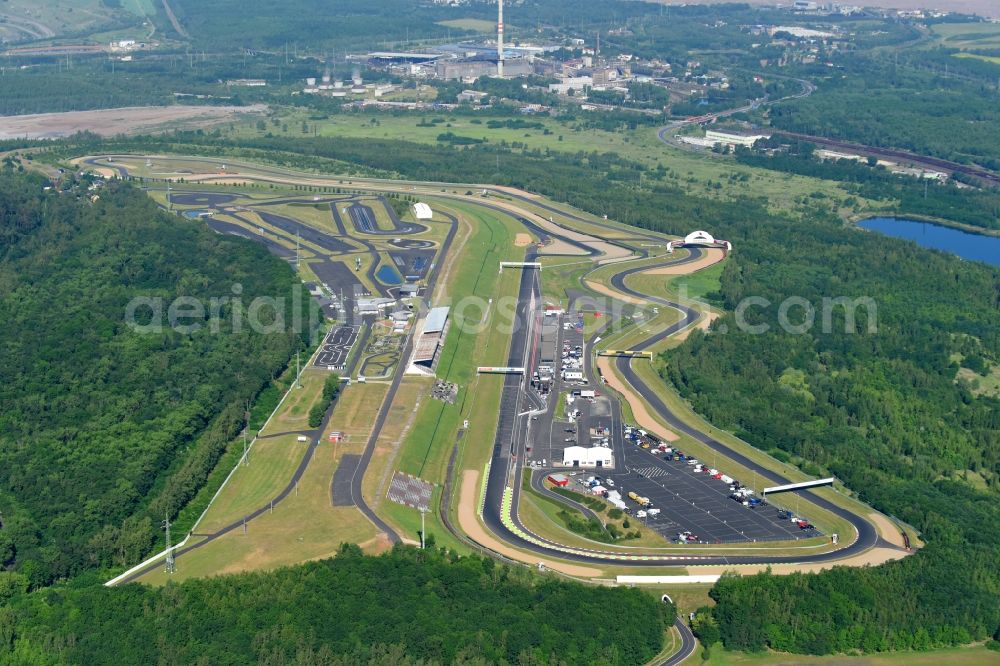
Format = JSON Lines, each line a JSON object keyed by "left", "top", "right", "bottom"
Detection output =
{"left": 423, "top": 306, "right": 450, "bottom": 334}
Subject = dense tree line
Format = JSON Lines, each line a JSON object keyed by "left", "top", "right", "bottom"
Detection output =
{"left": 1, "top": 545, "right": 671, "bottom": 665}
{"left": 662, "top": 209, "right": 1000, "bottom": 652}
{"left": 734, "top": 145, "right": 1000, "bottom": 231}
{"left": 0, "top": 169, "right": 312, "bottom": 586}
{"left": 768, "top": 48, "right": 1000, "bottom": 171}
{"left": 309, "top": 374, "right": 342, "bottom": 428}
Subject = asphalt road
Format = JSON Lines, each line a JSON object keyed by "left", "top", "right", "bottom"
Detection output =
{"left": 663, "top": 619, "right": 698, "bottom": 666}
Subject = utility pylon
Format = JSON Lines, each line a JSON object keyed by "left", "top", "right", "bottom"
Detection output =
{"left": 163, "top": 513, "right": 176, "bottom": 574}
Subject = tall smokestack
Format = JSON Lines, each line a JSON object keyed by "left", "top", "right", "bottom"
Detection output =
{"left": 497, "top": 0, "right": 504, "bottom": 77}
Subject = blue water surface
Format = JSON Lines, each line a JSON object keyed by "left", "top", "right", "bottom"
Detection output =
{"left": 858, "top": 217, "right": 1000, "bottom": 267}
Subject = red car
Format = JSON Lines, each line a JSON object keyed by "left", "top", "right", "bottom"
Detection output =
{"left": 712, "top": 473, "right": 723, "bottom": 479}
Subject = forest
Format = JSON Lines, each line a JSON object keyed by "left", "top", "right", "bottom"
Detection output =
{"left": 0, "top": 545, "right": 671, "bottom": 665}
{"left": 661, "top": 197, "right": 1000, "bottom": 652}
{"left": 768, "top": 47, "right": 1000, "bottom": 171}
{"left": 0, "top": 168, "right": 311, "bottom": 587}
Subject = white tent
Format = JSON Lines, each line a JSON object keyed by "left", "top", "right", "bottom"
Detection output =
{"left": 413, "top": 202, "right": 433, "bottom": 220}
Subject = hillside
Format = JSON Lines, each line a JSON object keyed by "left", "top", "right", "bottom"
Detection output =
{"left": 0, "top": 168, "right": 308, "bottom": 586}
{"left": 0, "top": 546, "right": 671, "bottom": 665}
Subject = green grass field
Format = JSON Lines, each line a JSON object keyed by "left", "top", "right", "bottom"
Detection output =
{"left": 931, "top": 21, "right": 1000, "bottom": 50}
{"left": 368, "top": 198, "right": 529, "bottom": 551}
{"left": 955, "top": 52, "right": 1000, "bottom": 65}
{"left": 436, "top": 18, "right": 497, "bottom": 32}
{"left": 703, "top": 643, "right": 998, "bottom": 666}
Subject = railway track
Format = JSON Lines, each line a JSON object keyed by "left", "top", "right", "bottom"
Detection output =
{"left": 773, "top": 131, "right": 1000, "bottom": 187}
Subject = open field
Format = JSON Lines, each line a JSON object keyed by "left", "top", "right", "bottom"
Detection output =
{"left": 0, "top": 0, "right": 122, "bottom": 41}
{"left": 436, "top": 18, "right": 497, "bottom": 32}
{"left": 955, "top": 52, "right": 1000, "bottom": 64}
{"left": 0, "top": 105, "right": 267, "bottom": 140}
{"left": 139, "top": 381, "right": 390, "bottom": 584}
{"left": 931, "top": 20, "right": 1000, "bottom": 47}
{"left": 703, "top": 643, "right": 999, "bottom": 666}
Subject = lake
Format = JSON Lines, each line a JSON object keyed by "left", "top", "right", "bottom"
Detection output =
{"left": 857, "top": 217, "right": 1000, "bottom": 267}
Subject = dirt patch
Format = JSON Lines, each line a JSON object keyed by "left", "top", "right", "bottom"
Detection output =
{"left": 458, "top": 470, "right": 603, "bottom": 577}
{"left": 188, "top": 177, "right": 253, "bottom": 186}
{"left": 514, "top": 232, "right": 533, "bottom": 247}
{"left": 674, "top": 312, "right": 719, "bottom": 342}
{"left": 644, "top": 248, "right": 725, "bottom": 275}
{"left": 0, "top": 105, "right": 266, "bottom": 140}
{"left": 868, "top": 512, "right": 908, "bottom": 549}
{"left": 494, "top": 185, "right": 539, "bottom": 199}
{"left": 597, "top": 358, "right": 679, "bottom": 442}
{"left": 358, "top": 533, "right": 397, "bottom": 554}
{"left": 541, "top": 238, "right": 589, "bottom": 256}
{"left": 694, "top": 545, "right": 911, "bottom": 576}
{"left": 585, "top": 279, "right": 646, "bottom": 306}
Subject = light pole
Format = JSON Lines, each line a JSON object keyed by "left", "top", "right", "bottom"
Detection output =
{"left": 419, "top": 508, "right": 428, "bottom": 549}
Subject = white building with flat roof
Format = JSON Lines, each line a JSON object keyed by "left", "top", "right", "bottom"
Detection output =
{"left": 704, "top": 130, "right": 770, "bottom": 148}
{"left": 562, "top": 445, "right": 614, "bottom": 468}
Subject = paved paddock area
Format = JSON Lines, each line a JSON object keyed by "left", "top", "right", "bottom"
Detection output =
{"left": 601, "top": 447, "right": 821, "bottom": 543}
{"left": 315, "top": 324, "right": 359, "bottom": 370}
{"left": 331, "top": 454, "right": 361, "bottom": 506}
{"left": 387, "top": 472, "right": 433, "bottom": 511}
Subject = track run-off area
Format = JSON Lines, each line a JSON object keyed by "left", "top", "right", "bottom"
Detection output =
{"left": 81, "top": 154, "right": 914, "bottom": 664}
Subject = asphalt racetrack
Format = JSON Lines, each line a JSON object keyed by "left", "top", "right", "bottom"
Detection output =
{"left": 480, "top": 242, "right": 879, "bottom": 566}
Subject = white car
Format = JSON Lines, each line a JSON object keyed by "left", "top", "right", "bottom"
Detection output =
{"left": 607, "top": 479, "right": 615, "bottom": 487}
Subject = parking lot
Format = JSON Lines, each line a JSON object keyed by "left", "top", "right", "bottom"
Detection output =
{"left": 595, "top": 428, "right": 823, "bottom": 543}
{"left": 524, "top": 310, "right": 818, "bottom": 545}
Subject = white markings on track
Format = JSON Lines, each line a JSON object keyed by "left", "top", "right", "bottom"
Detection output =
{"left": 632, "top": 466, "right": 669, "bottom": 479}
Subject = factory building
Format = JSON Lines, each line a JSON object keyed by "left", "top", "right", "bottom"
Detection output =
{"left": 434, "top": 57, "right": 532, "bottom": 81}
